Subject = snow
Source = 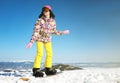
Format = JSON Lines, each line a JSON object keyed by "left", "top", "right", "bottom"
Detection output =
{"left": 0, "top": 68, "right": 120, "bottom": 83}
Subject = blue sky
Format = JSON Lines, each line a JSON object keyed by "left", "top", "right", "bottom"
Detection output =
{"left": 0, "top": 0, "right": 120, "bottom": 63}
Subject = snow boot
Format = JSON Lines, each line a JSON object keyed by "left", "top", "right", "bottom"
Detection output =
{"left": 33, "top": 68, "right": 44, "bottom": 77}
{"left": 45, "top": 68, "right": 57, "bottom": 75}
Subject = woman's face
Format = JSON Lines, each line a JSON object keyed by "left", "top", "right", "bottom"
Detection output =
{"left": 43, "top": 8, "right": 50, "bottom": 17}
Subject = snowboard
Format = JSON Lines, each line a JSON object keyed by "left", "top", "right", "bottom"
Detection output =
{"left": 18, "top": 69, "right": 62, "bottom": 81}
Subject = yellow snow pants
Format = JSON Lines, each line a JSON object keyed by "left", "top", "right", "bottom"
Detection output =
{"left": 33, "top": 42, "right": 53, "bottom": 68}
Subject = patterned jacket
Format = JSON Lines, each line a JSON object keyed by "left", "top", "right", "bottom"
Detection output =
{"left": 30, "top": 17, "right": 63, "bottom": 43}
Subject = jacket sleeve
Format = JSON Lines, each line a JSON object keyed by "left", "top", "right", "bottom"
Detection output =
{"left": 51, "top": 19, "right": 63, "bottom": 35}
{"left": 30, "top": 18, "right": 41, "bottom": 43}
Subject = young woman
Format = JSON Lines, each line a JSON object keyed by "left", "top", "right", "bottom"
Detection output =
{"left": 26, "top": 5, "right": 70, "bottom": 77}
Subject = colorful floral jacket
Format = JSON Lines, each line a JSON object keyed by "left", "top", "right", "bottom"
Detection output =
{"left": 30, "top": 17, "right": 63, "bottom": 43}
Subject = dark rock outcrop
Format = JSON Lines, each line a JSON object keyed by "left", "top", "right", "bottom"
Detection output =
{"left": 52, "top": 64, "right": 83, "bottom": 71}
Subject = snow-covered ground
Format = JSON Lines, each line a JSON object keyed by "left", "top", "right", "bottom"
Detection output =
{"left": 0, "top": 68, "right": 120, "bottom": 83}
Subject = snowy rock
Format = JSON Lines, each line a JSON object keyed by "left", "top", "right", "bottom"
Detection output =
{"left": 52, "top": 64, "right": 83, "bottom": 71}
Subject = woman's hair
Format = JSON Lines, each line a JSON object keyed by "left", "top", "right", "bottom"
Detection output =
{"left": 39, "top": 8, "right": 55, "bottom": 19}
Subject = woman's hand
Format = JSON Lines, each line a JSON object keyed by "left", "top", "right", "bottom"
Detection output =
{"left": 26, "top": 42, "right": 33, "bottom": 49}
{"left": 63, "top": 30, "right": 70, "bottom": 34}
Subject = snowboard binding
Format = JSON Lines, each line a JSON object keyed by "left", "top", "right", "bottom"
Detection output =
{"left": 33, "top": 68, "right": 44, "bottom": 77}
